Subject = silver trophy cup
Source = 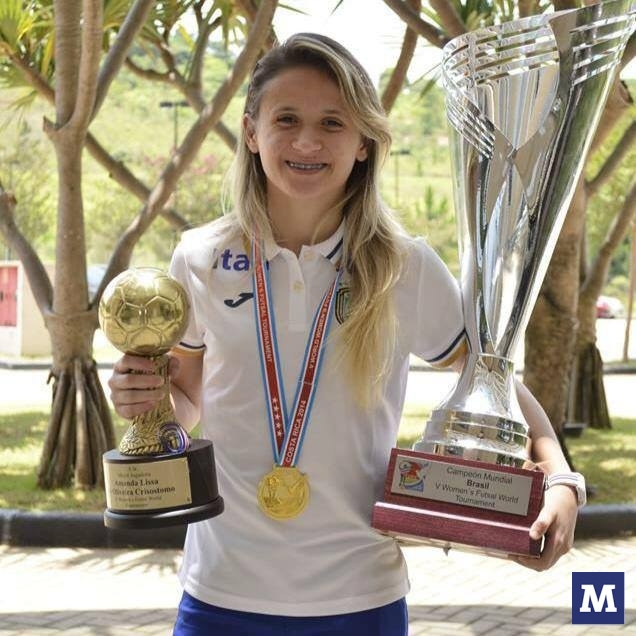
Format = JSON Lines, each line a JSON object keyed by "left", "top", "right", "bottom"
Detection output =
{"left": 413, "top": 0, "right": 635, "bottom": 466}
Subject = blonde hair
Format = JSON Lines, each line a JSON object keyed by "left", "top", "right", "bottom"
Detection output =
{"left": 229, "top": 32, "right": 406, "bottom": 407}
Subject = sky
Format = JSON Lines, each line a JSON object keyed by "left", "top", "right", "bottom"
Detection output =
{"left": 271, "top": 1, "right": 443, "bottom": 85}
{"left": 270, "top": 1, "right": 635, "bottom": 84}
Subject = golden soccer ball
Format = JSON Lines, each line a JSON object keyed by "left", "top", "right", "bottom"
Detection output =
{"left": 98, "top": 268, "right": 190, "bottom": 356}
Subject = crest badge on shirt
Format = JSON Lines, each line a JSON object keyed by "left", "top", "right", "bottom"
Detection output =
{"left": 334, "top": 286, "right": 350, "bottom": 324}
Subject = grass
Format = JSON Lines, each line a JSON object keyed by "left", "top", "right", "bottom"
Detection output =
{"left": 0, "top": 404, "right": 634, "bottom": 512}
{"left": 398, "top": 402, "right": 636, "bottom": 505}
{"left": 0, "top": 410, "right": 127, "bottom": 512}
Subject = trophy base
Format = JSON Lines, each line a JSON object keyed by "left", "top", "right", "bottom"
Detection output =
{"left": 372, "top": 449, "right": 545, "bottom": 557}
{"left": 103, "top": 438, "right": 224, "bottom": 530}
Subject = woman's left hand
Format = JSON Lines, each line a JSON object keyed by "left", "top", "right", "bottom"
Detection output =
{"left": 512, "top": 484, "right": 579, "bottom": 571}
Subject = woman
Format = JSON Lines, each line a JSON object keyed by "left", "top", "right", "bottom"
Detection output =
{"left": 109, "top": 32, "right": 583, "bottom": 636}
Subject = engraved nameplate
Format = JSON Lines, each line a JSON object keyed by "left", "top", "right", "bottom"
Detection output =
{"left": 104, "top": 457, "right": 192, "bottom": 511}
{"left": 390, "top": 454, "right": 532, "bottom": 516}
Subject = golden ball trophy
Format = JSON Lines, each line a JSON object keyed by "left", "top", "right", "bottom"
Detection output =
{"left": 99, "top": 267, "right": 224, "bottom": 529}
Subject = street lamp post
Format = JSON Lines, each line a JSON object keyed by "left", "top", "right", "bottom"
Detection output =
{"left": 159, "top": 100, "right": 189, "bottom": 151}
{"left": 159, "top": 100, "right": 189, "bottom": 212}
{"left": 389, "top": 148, "right": 411, "bottom": 205}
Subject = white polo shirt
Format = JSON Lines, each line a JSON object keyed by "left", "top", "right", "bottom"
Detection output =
{"left": 169, "top": 219, "right": 464, "bottom": 617}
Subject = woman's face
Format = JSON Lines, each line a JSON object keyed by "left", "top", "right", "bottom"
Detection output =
{"left": 243, "top": 66, "right": 368, "bottom": 212}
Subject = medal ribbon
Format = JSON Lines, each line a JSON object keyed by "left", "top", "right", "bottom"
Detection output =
{"left": 252, "top": 239, "right": 342, "bottom": 467}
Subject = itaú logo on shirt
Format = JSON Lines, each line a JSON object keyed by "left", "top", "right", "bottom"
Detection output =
{"left": 213, "top": 248, "right": 250, "bottom": 271}
{"left": 572, "top": 572, "right": 624, "bottom": 624}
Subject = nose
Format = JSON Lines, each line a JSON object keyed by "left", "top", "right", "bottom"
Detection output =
{"left": 291, "top": 127, "right": 322, "bottom": 153}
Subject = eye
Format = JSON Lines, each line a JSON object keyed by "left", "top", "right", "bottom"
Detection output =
{"left": 276, "top": 114, "right": 297, "bottom": 126}
{"left": 323, "top": 118, "right": 344, "bottom": 129}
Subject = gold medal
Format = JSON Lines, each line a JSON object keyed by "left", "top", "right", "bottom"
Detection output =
{"left": 257, "top": 465, "right": 310, "bottom": 520}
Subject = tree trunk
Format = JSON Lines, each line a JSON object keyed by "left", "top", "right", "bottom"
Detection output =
{"left": 524, "top": 184, "right": 586, "bottom": 433}
{"left": 567, "top": 342, "right": 611, "bottom": 430}
{"left": 35, "top": 0, "right": 114, "bottom": 490}
{"left": 37, "top": 288, "right": 116, "bottom": 488}
{"left": 35, "top": 135, "right": 115, "bottom": 488}
{"left": 525, "top": 70, "right": 633, "bottom": 433}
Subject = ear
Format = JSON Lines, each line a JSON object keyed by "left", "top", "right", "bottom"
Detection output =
{"left": 356, "top": 137, "right": 368, "bottom": 162}
{"left": 243, "top": 115, "right": 259, "bottom": 154}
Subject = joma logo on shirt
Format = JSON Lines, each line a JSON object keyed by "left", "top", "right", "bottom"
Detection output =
{"left": 213, "top": 249, "right": 250, "bottom": 271}
{"left": 224, "top": 292, "right": 253, "bottom": 308}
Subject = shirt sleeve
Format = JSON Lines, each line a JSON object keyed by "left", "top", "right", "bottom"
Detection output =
{"left": 396, "top": 237, "right": 465, "bottom": 365}
{"left": 168, "top": 238, "right": 206, "bottom": 355}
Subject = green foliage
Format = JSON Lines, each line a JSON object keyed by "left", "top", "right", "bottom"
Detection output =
{"left": 585, "top": 97, "right": 636, "bottom": 297}
{"left": 0, "top": 1, "right": 54, "bottom": 84}
{"left": 0, "top": 112, "right": 56, "bottom": 260}
{"left": 1, "top": 38, "right": 460, "bottom": 272}
{"left": 566, "top": 418, "right": 636, "bottom": 504}
{"left": 1, "top": 404, "right": 633, "bottom": 511}
{"left": 384, "top": 81, "right": 459, "bottom": 272}
{"left": 0, "top": 409, "right": 127, "bottom": 511}
{"left": 398, "top": 406, "right": 636, "bottom": 505}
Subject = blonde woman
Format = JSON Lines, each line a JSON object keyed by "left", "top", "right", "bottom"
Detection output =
{"left": 109, "top": 33, "right": 581, "bottom": 635}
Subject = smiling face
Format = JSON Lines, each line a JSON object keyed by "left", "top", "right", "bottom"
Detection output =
{"left": 243, "top": 66, "right": 368, "bottom": 216}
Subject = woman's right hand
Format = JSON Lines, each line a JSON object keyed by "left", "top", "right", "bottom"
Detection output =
{"left": 107, "top": 354, "right": 167, "bottom": 420}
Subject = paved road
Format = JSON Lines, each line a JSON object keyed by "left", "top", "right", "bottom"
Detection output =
{"left": 2, "top": 317, "right": 635, "bottom": 415}
{"left": 0, "top": 537, "right": 634, "bottom": 635}
{"left": 1, "top": 364, "right": 634, "bottom": 421}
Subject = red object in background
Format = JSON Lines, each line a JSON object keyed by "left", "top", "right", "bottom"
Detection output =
{"left": 596, "top": 295, "right": 625, "bottom": 319}
{"left": 0, "top": 265, "right": 18, "bottom": 326}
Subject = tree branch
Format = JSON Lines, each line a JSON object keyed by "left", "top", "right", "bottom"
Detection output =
{"left": 582, "top": 181, "right": 636, "bottom": 302}
{"left": 587, "top": 120, "right": 636, "bottom": 198}
{"left": 106, "top": 0, "right": 279, "bottom": 279}
{"left": 588, "top": 78, "right": 633, "bottom": 156}
{"left": 0, "top": 185, "right": 53, "bottom": 313}
{"left": 553, "top": 0, "right": 578, "bottom": 10}
{"left": 518, "top": 1, "right": 536, "bottom": 19}
{"left": 53, "top": 0, "right": 82, "bottom": 124}
{"left": 124, "top": 57, "right": 173, "bottom": 83}
{"left": 10, "top": 52, "right": 55, "bottom": 101}
{"left": 84, "top": 133, "right": 191, "bottom": 231}
{"left": 236, "top": 0, "right": 278, "bottom": 49}
{"left": 381, "top": 0, "right": 420, "bottom": 113}
{"left": 71, "top": 0, "right": 102, "bottom": 133}
{"left": 188, "top": 13, "right": 223, "bottom": 90}
{"left": 429, "top": 0, "right": 466, "bottom": 39}
{"left": 383, "top": 0, "right": 448, "bottom": 49}
{"left": 621, "top": 32, "right": 635, "bottom": 71}
{"left": 11, "top": 50, "right": 192, "bottom": 231}
{"left": 94, "top": 0, "right": 155, "bottom": 117}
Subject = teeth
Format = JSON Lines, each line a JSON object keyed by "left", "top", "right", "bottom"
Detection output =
{"left": 288, "top": 161, "right": 324, "bottom": 170}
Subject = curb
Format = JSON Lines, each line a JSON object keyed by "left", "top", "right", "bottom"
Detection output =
{"left": 0, "top": 360, "right": 117, "bottom": 371}
{"left": 3, "top": 359, "right": 635, "bottom": 374}
{"left": 0, "top": 505, "right": 633, "bottom": 549}
{"left": 0, "top": 509, "right": 186, "bottom": 549}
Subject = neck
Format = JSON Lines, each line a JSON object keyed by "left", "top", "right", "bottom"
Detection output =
{"left": 268, "top": 202, "right": 343, "bottom": 255}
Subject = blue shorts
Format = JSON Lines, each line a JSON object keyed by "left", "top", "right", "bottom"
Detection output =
{"left": 173, "top": 590, "right": 408, "bottom": 635}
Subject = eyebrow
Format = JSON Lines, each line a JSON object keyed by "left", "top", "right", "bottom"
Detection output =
{"left": 271, "top": 106, "right": 346, "bottom": 116}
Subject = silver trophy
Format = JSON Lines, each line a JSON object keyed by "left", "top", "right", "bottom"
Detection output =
{"left": 414, "top": 0, "right": 635, "bottom": 466}
{"left": 372, "top": 0, "right": 634, "bottom": 556}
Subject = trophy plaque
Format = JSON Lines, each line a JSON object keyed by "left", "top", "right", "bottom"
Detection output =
{"left": 99, "top": 267, "right": 224, "bottom": 529}
{"left": 373, "top": 0, "right": 635, "bottom": 556}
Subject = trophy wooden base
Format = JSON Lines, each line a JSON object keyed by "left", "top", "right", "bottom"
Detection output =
{"left": 103, "top": 438, "right": 224, "bottom": 529}
{"left": 372, "top": 449, "right": 545, "bottom": 557}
